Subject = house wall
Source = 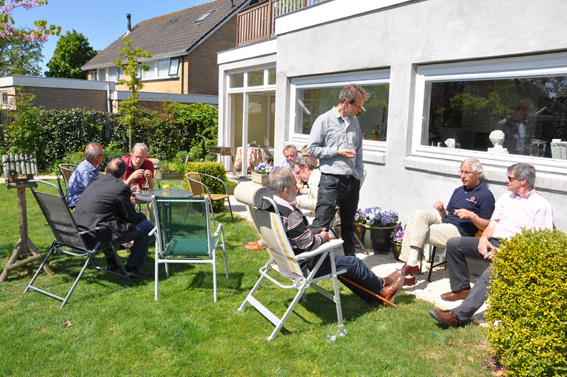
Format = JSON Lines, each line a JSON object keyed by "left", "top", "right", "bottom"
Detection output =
{"left": 272, "top": 0, "right": 567, "bottom": 229}
{"left": 19, "top": 87, "right": 107, "bottom": 111}
{"left": 188, "top": 17, "right": 238, "bottom": 95}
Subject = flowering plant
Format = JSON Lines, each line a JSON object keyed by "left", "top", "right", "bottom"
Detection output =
{"left": 390, "top": 228, "right": 404, "bottom": 243}
{"left": 354, "top": 206, "right": 399, "bottom": 227}
{"left": 254, "top": 162, "right": 274, "bottom": 175}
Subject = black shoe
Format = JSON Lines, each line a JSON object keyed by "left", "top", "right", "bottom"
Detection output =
{"left": 106, "top": 263, "right": 119, "bottom": 272}
{"left": 126, "top": 267, "right": 154, "bottom": 279}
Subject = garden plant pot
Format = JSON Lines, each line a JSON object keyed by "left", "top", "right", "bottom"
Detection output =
{"left": 391, "top": 242, "right": 402, "bottom": 260}
{"left": 251, "top": 171, "right": 269, "bottom": 186}
{"left": 364, "top": 224, "right": 399, "bottom": 253}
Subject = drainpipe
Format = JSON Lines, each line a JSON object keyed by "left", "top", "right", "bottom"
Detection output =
{"left": 106, "top": 82, "right": 111, "bottom": 113}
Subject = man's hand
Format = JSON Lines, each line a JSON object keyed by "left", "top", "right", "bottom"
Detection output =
{"left": 320, "top": 230, "right": 331, "bottom": 243}
{"left": 130, "top": 169, "right": 145, "bottom": 180}
{"left": 454, "top": 208, "right": 475, "bottom": 219}
{"left": 143, "top": 169, "right": 153, "bottom": 179}
{"left": 478, "top": 236, "right": 497, "bottom": 260}
{"left": 337, "top": 149, "right": 356, "bottom": 159}
{"left": 433, "top": 201, "right": 445, "bottom": 211}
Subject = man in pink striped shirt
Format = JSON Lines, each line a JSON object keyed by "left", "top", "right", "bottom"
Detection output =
{"left": 429, "top": 163, "right": 554, "bottom": 327}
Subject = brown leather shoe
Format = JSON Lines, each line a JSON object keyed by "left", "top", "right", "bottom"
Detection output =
{"left": 404, "top": 274, "right": 416, "bottom": 286}
{"left": 440, "top": 288, "right": 471, "bottom": 301}
{"left": 244, "top": 241, "right": 266, "bottom": 251}
{"left": 429, "top": 309, "right": 461, "bottom": 328}
{"left": 381, "top": 269, "right": 404, "bottom": 306}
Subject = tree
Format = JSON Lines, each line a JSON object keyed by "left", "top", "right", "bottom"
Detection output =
{"left": 0, "top": 28, "right": 43, "bottom": 75}
{"left": 0, "top": 0, "right": 60, "bottom": 42}
{"left": 45, "top": 29, "right": 97, "bottom": 79}
{"left": 113, "top": 37, "right": 152, "bottom": 151}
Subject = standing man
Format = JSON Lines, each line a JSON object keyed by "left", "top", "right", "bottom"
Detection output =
{"left": 74, "top": 158, "right": 154, "bottom": 278}
{"left": 307, "top": 84, "right": 368, "bottom": 256}
{"left": 122, "top": 143, "right": 155, "bottom": 189}
{"left": 429, "top": 163, "right": 554, "bottom": 327}
{"left": 67, "top": 142, "right": 104, "bottom": 208}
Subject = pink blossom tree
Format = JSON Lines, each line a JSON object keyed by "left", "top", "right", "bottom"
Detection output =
{"left": 0, "top": 0, "right": 60, "bottom": 41}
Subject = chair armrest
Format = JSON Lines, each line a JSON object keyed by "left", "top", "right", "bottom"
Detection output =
{"left": 199, "top": 172, "right": 229, "bottom": 194}
{"left": 78, "top": 226, "right": 108, "bottom": 236}
{"left": 295, "top": 239, "right": 344, "bottom": 262}
{"left": 212, "top": 223, "right": 224, "bottom": 239}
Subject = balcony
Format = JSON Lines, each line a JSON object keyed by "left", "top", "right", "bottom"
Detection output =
{"left": 236, "top": 0, "right": 329, "bottom": 46}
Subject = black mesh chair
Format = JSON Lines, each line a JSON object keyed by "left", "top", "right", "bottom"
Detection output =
{"left": 24, "top": 180, "right": 130, "bottom": 308}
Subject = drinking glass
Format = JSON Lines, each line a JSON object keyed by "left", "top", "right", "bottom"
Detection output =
{"left": 131, "top": 183, "right": 140, "bottom": 194}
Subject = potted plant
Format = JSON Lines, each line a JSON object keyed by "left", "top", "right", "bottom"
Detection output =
{"left": 355, "top": 206, "right": 400, "bottom": 253}
{"left": 251, "top": 162, "right": 274, "bottom": 186}
{"left": 390, "top": 227, "right": 404, "bottom": 260}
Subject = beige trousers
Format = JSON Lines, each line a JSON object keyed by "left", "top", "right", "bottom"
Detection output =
{"left": 399, "top": 209, "right": 461, "bottom": 262}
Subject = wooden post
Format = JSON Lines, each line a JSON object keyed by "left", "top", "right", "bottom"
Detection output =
{"left": 0, "top": 158, "right": 54, "bottom": 282}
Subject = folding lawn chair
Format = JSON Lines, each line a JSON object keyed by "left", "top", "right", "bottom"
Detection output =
{"left": 234, "top": 182, "right": 346, "bottom": 340}
{"left": 150, "top": 195, "right": 228, "bottom": 302}
{"left": 185, "top": 172, "right": 234, "bottom": 223}
{"left": 24, "top": 180, "right": 130, "bottom": 308}
{"left": 55, "top": 163, "right": 77, "bottom": 202}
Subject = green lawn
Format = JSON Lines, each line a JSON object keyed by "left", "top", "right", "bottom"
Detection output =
{"left": 0, "top": 179, "right": 493, "bottom": 376}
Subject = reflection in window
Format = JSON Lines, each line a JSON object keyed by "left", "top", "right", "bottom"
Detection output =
{"left": 295, "top": 85, "right": 390, "bottom": 139}
{"left": 230, "top": 72, "right": 244, "bottom": 88}
{"left": 423, "top": 77, "right": 567, "bottom": 158}
{"left": 247, "top": 70, "right": 264, "bottom": 86}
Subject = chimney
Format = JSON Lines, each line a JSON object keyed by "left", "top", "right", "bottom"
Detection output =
{"left": 126, "top": 14, "right": 132, "bottom": 33}
{"left": 231, "top": 0, "right": 234, "bottom": 7}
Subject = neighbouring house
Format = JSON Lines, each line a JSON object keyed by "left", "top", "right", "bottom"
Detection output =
{"left": 218, "top": 0, "right": 567, "bottom": 230}
{"left": 82, "top": 0, "right": 251, "bottom": 111}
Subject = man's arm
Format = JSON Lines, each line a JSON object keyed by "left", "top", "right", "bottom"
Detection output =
{"left": 286, "top": 209, "right": 327, "bottom": 254}
{"left": 117, "top": 186, "right": 147, "bottom": 225}
{"left": 478, "top": 220, "right": 498, "bottom": 259}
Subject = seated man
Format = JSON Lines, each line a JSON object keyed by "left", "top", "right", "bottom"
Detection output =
{"left": 279, "top": 144, "right": 301, "bottom": 169}
{"left": 268, "top": 167, "right": 404, "bottom": 306}
{"left": 399, "top": 158, "right": 495, "bottom": 284}
{"left": 122, "top": 142, "right": 155, "bottom": 189}
{"left": 292, "top": 157, "right": 320, "bottom": 221}
{"left": 67, "top": 142, "right": 105, "bottom": 208}
{"left": 430, "top": 163, "right": 554, "bottom": 327}
{"left": 74, "top": 158, "right": 155, "bottom": 278}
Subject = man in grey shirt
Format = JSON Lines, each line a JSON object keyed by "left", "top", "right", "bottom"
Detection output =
{"left": 307, "top": 84, "right": 367, "bottom": 256}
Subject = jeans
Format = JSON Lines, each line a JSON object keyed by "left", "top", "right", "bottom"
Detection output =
{"left": 314, "top": 254, "right": 383, "bottom": 303}
{"left": 114, "top": 219, "right": 155, "bottom": 268}
{"left": 312, "top": 174, "right": 360, "bottom": 256}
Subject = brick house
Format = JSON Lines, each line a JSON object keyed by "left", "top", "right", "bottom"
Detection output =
{"left": 82, "top": 0, "right": 251, "bottom": 109}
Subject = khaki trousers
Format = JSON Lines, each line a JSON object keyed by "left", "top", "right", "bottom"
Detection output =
{"left": 399, "top": 210, "right": 461, "bottom": 262}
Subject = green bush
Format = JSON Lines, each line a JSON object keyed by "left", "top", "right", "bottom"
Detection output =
{"left": 486, "top": 229, "right": 567, "bottom": 376}
{"left": 184, "top": 162, "right": 230, "bottom": 212}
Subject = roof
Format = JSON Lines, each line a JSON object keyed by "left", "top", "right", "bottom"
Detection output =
{"left": 83, "top": 0, "right": 250, "bottom": 70}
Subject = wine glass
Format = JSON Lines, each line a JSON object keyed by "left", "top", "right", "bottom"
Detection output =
{"left": 131, "top": 183, "right": 140, "bottom": 194}
{"left": 142, "top": 179, "right": 149, "bottom": 192}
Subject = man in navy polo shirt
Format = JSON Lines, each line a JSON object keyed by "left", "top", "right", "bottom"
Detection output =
{"left": 399, "top": 158, "right": 495, "bottom": 284}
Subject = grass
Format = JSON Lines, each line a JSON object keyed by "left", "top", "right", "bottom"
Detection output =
{"left": 0, "top": 179, "right": 494, "bottom": 376}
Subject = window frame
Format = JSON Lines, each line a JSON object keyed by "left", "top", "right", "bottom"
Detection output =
{"left": 289, "top": 69, "right": 391, "bottom": 145}
{"left": 409, "top": 52, "right": 567, "bottom": 184}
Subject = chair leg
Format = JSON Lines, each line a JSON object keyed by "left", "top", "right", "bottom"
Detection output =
{"left": 427, "top": 246, "right": 436, "bottom": 282}
{"left": 226, "top": 197, "right": 234, "bottom": 220}
{"left": 24, "top": 241, "right": 57, "bottom": 294}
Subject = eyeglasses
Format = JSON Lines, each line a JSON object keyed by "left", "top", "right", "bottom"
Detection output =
{"left": 507, "top": 175, "right": 516, "bottom": 182}
{"left": 459, "top": 170, "right": 474, "bottom": 175}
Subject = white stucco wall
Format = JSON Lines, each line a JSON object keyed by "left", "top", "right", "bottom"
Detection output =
{"left": 273, "top": 0, "right": 567, "bottom": 229}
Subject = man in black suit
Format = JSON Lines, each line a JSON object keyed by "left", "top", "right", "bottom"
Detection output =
{"left": 74, "top": 158, "right": 154, "bottom": 278}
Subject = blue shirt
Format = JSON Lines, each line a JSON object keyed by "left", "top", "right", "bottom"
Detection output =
{"left": 307, "top": 107, "right": 364, "bottom": 180}
{"left": 67, "top": 159, "right": 99, "bottom": 207}
{"left": 443, "top": 182, "right": 495, "bottom": 236}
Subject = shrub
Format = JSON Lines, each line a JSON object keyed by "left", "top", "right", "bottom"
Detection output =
{"left": 486, "top": 228, "right": 567, "bottom": 376}
{"left": 184, "top": 162, "right": 230, "bottom": 212}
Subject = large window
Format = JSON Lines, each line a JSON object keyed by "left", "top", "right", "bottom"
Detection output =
{"left": 417, "top": 55, "right": 567, "bottom": 160}
{"left": 292, "top": 71, "right": 390, "bottom": 140}
{"left": 139, "top": 58, "right": 180, "bottom": 80}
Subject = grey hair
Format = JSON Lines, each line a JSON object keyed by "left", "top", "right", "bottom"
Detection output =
{"left": 508, "top": 163, "right": 536, "bottom": 187}
{"left": 268, "top": 167, "right": 294, "bottom": 196}
{"left": 283, "top": 144, "right": 297, "bottom": 155}
{"left": 132, "top": 143, "right": 149, "bottom": 154}
{"left": 106, "top": 158, "right": 126, "bottom": 179}
{"left": 84, "top": 142, "right": 102, "bottom": 161}
{"left": 293, "top": 157, "right": 317, "bottom": 171}
{"left": 339, "top": 84, "right": 369, "bottom": 105}
{"left": 461, "top": 158, "right": 484, "bottom": 174}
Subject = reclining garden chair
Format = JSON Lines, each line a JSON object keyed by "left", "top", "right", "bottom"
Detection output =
{"left": 24, "top": 180, "right": 130, "bottom": 308}
{"left": 150, "top": 195, "right": 228, "bottom": 302}
{"left": 234, "top": 182, "right": 346, "bottom": 340}
{"left": 185, "top": 172, "right": 234, "bottom": 223}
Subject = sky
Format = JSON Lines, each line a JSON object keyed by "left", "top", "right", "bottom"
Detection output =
{"left": 12, "top": 0, "right": 212, "bottom": 75}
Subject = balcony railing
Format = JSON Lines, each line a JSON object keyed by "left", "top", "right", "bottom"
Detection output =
{"left": 237, "top": 0, "right": 329, "bottom": 46}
